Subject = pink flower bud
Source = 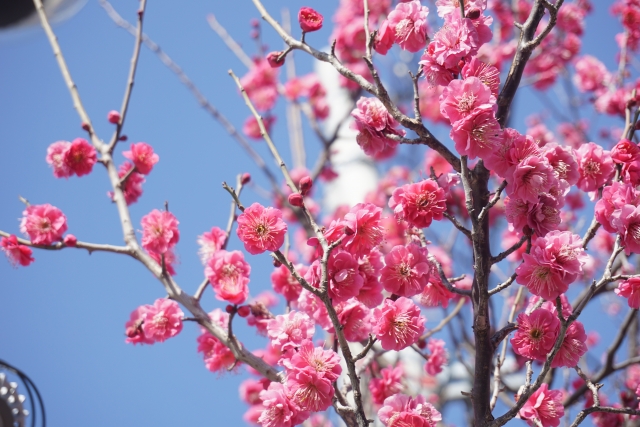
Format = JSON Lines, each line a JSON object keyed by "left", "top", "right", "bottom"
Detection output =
{"left": 63, "top": 234, "right": 77, "bottom": 247}
{"left": 237, "top": 305, "right": 251, "bottom": 318}
{"left": 299, "top": 175, "right": 313, "bottom": 195}
{"left": 225, "top": 304, "right": 235, "bottom": 314}
{"left": 107, "top": 110, "right": 121, "bottom": 124}
{"left": 119, "top": 135, "right": 128, "bottom": 141}
{"left": 298, "top": 7, "right": 323, "bottom": 33}
{"left": 250, "top": 18, "right": 259, "bottom": 27}
{"left": 250, "top": 30, "right": 259, "bottom": 39}
{"left": 241, "top": 173, "right": 251, "bottom": 185}
{"left": 266, "top": 51, "right": 285, "bottom": 68}
{"left": 417, "top": 338, "right": 426, "bottom": 349}
{"left": 273, "top": 258, "right": 282, "bottom": 267}
{"left": 466, "top": 8, "right": 481, "bottom": 19}
{"left": 81, "top": 122, "right": 90, "bottom": 131}
{"left": 288, "top": 193, "right": 304, "bottom": 207}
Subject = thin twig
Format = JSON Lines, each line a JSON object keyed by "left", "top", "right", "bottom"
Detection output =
{"left": 421, "top": 298, "right": 466, "bottom": 339}
{"left": 0, "top": 230, "right": 132, "bottom": 255}
{"left": 206, "top": 14, "right": 254, "bottom": 69}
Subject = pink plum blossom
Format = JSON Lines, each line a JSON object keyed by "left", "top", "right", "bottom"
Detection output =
{"left": 374, "top": 0, "right": 430, "bottom": 54}
{"left": 380, "top": 244, "right": 431, "bottom": 297}
{"left": 20, "top": 204, "right": 68, "bottom": 245}
{"left": 197, "top": 226, "right": 227, "bottom": 264}
{"left": 1, "top": 235, "right": 34, "bottom": 267}
{"left": 258, "top": 382, "right": 308, "bottom": 427}
{"left": 378, "top": 393, "right": 442, "bottom": 427}
{"left": 140, "top": 298, "right": 184, "bottom": 343}
{"left": 612, "top": 204, "right": 640, "bottom": 255}
{"left": 267, "top": 311, "right": 315, "bottom": 354}
{"left": 430, "top": 14, "right": 481, "bottom": 69}
{"left": 373, "top": 297, "right": 425, "bottom": 351}
{"left": 518, "top": 383, "right": 564, "bottom": 427}
{"left": 616, "top": 277, "right": 640, "bottom": 308}
{"left": 506, "top": 156, "right": 558, "bottom": 204}
{"left": 450, "top": 108, "right": 503, "bottom": 159}
{"left": 425, "top": 338, "right": 447, "bottom": 375}
{"left": 439, "top": 76, "right": 496, "bottom": 124}
{"left": 148, "top": 248, "right": 178, "bottom": 276}
{"left": 287, "top": 369, "right": 333, "bottom": 412}
{"left": 271, "top": 263, "right": 306, "bottom": 302}
{"left": 461, "top": 57, "right": 500, "bottom": 95}
{"left": 305, "top": 250, "right": 364, "bottom": 302}
{"left": 594, "top": 181, "right": 640, "bottom": 233}
{"left": 511, "top": 308, "right": 560, "bottom": 362}
{"left": 551, "top": 320, "right": 587, "bottom": 368}
{"left": 46, "top": 141, "right": 72, "bottom": 178}
{"left": 124, "top": 305, "right": 154, "bottom": 345}
{"left": 205, "top": 250, "right": 250, "bottom": 305}
{"left": 573, "top": 55, "right": 610, "bottom": 92}
{"left": 342, "top": 203, "right": 384, "bottom": 258}
{"left": 281, "top": 340, "right": 342, "bottom": 382}
{"left": 369, "top": 365, "right": 404, "bottom": 405}
{"left": 335, "top": 299, "right": 374, "bottom": 342}
{"left": 575, "top": 142, "right": 614, "bottom": 193}
{"left": 237, "top": 203, "right": 287, "bottom": 255}
{"left": 123, "top": 142, "right": 159, "bottom": 175}
{"left": 351, "top": 97, "right": 405, "bottom": 158}
{"left": 140, "top": 209, "right": 180, "bottom": 255}
{"left": 64, "top": 138, "right": 97, "bottom": 177}
{"left": 110, "top": 161, "right": 145, "bottom": 205}
{"left": 389, "top": 179, "right": 447, "bottom": 228}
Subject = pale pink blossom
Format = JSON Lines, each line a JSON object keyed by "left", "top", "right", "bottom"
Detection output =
{"left": 141, "top": 298, "right": 184, "bottom": 343}
{"left": 573, "top": 55, "right": 610, "bottom": 92}
{"left": 419, "top": 52, "right": 455, "bottom": 86}
{"left": 64, "top": 138, "right": 97, "bottom": 177}
{"left": 1, "top": 235, "right": 34, "bottom": 267}
{"left": 378, "top": 394, "right": 442, "bottom": 427}
{"left": 450, "top": 108, "right": 503, "bottom": 159}
{"left": 123, "top": 142, "right": 159, "bottom": 175}
{"left": 439, "top": 77, "right": 496, "bottom": 124}
{"left": 237, "top": 203, "right": 287, "bottom": 255}
{"left": 46, "top": 141, "right": 72, "bottom": 178}
{"left": 369, "top": 365, "right": 404, "bottom": 405}
{"left": 205, "top": 250, "right": 251, "bottom": 304}
{"left": 511, "top": 308, "right": 560, "bottom": 362}
{"left": 381, "top": 244, "right": 431, "bottom": 297}
{"left": 267, "top": 311, "right": 315, "bottom": 354}
{"left": 417, "top": 267, "right": 455, "bottom": 309}
{"left": 239, "top": 378, "right": 269, "bottom": 405}
{"left": 389, "top": 179, "right": 447, "bottom": 228}
{"left": 374, "top": 0, "right": 430, "bottom": 54}
{"left": 374, "top": 297, "right": 425, "bottom": 351}
{"left": 124, "top": 305, "right": 154, "bottom": 345}
{"left": 281, "top": 340, "right": 342, "bottom": 382}
{"left": 616, "top": 277, "right": 640, "bottom": 308}
{"left": 351, "top": 97, "right": 405, "bottom": 158}
{"left": 140, "top": 209, "right": 180, "bottom": 254}
{"left": 518, "top": 383, "right": 564, "bottom": 427}
{"left": 575, "top": 142, "right": 614, "bottom": 193}
{"left": 20, "top": 204, "right": 68, "bottom": 245}
{"left": 287, "top": 369, "right": 333, "bottom": 412}
{"left": 271, "top": 264, "right": 307, "bottom": 302}
{"left": 197, "top": 226, "right": 227, "bottom": 264}
{"left": 430, "top": 14, "right": 481, "bottom": 69}
{"left": 342, "top": 203, "right": 384, "bottom": 258}
{"left": 258, "top": 383, "right": 306, "bottom": 427}
{"left": 425, "top": 338, "right": 447, "bottom": 375}
{"left": 240, "top": 59, "right": 279, "bottom": 112}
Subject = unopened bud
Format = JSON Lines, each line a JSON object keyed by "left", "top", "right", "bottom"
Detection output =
{"left": 626, "top": 98, "right": 638, "bottom": 109}
{"left": 81, "top": 122, "right": 90, "bottom": 131}
{"left": 417, "top": 339, "right": 427, "bottom": 350}
{"left": 119, "top": 135, "right": 128, "bottom": 141}
{"left": 63, "top": 234, "right": 77, "bottom": 247}
{"left": 635, "top": 121, "right": 640, "bottom": 130}
{"left": 250, "top": 18, "right": 260, "bottom": 27}
{"left": 241, "top": 173, "right": 251, "bottom": 185}
{"left": 267, "top": 51, "right": 286, "bottom": 68}
{"left": 343, "top": 225, "right": 355, "bottom": 236}
{"left": 107, "top": 110, "right": 121, "bottom": 124}
{"left": 225, "top": 304, "right": 235, "bottom": 314}
{"left": 237, "top": 305, "right": 251, "bottom": 317}
{"left": 288, "top": 192, "right": 304, "bottom": 207}
{"left": 137, "top": 9, "right": 144, "bottom": 18}
{"left": 273, "top": 258, "right": 282, "bottom": 267}
{"left": 250, "top": 30, "right": 259, "bottom": 39}
{"left": 299, "top": 176, "right": 313, "bottom": 195}
{"left": 466, "top": 8, "right": 481, "bottom": 19}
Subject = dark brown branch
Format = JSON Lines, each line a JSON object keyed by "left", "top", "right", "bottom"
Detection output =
{"left": 443, "top": 212, "right": 473, "bottom": 240}
{"left": 491, "top": 235, "right": 528, "bottom": 264}
{"left": 569, "top": 407, "right": 640, "bottom": 427}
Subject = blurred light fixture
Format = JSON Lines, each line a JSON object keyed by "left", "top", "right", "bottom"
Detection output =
{"left": 0, "top": 0, "right": 86, "bottom": 37}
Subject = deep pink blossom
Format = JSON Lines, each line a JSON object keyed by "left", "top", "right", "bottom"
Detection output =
{"left": 205, "top": 250, "right": 250, "bottom": 305}
{"left": 374, "top": 0, "right": 430, "bottom": 54}
{"left": 335, "top": 299, "right": 374, "bottom": 342}
{"left": 239, "top": 378, "right": 269, "bottom": 405}
{"left": 267, "top": 311, "right": 315, "bottom": 354}
{"left": 425, "top": 338, "right": 447, "bottom": 375}
{"left": 297, "top": 289, "right": 331, "bottom": 330}
{"left": 419, "top": 52, "right": 455, "bottom": 86}
{"left": 281, "top": 340, "right": 342, "bottom": 382}
{"left": 197, "top": 226, "right": 227, "bottom": 264}
{"left": 389, "top": 179, "right": 447, "bottom": 228}
{"left": 417, "top": 267, "right": 455, "bottom": 309}
{"left": 573, "top": 55, "right": 610, "bottom": 92}
{"left": 342, "top": 203, "right": 384, "bottom": 258}
{"left": 612, "top": 204, "right": 640, "bottom": 255}
{"left": 271, "top": 264, "right": 307, "bottom": 302}
{"left": 439, "top": 77, "right": 496, "bottom": 124}
{"left": 430, "top": 14, "right": 481, "bottom": 69}
{"left": 46, "top": 141, "right": 72, "bottom": 178}
{"left": 124, "top": 306, "right": 154, "bottom": 345}
{"left": 594, "top": 181, "right": 640, "bottom": 233}
{"left": 450, "top": 108, "right": 503, "bottom": 159}
{"left": 611, "top": 139, "right": 640, "bottom": 164}
{"left": 237, "top": 203, "right": 287, "bottom": 255}
{"left": 140, "top": 298, "right": 184, "bottom": 343}
{"left": 543, "top": 143, "right": 580, "bottom": 186}
{"left": 64, "top": 138, "right": 97, "bottom": 177}
{"left": 518, "top": 383, "right": 564, "bottom": 427}
{"left": 575, "top": 142, "right": 614, "bottom": 193}
{"left": 197, "top": 309, "right": 237, "bottom": 373}
{"left": 123, "top": 142, "right": 159, "bottom": 175}
{"left": 507, "top": 155, "right": 558, "bottom": 204}
{"left": 381, "top": 244, "right": 431, "bottom": 297}
{"left": 298, "top": 7, "right": 323, "bottom": 32}
{"left": 110, "top": 162, "right": 145, "bottom": 205}
{"left": 378, "top": 394, "right": 442, "bottom": 427}
{"left": 140, "top": 209, "right": 180, "bottom": 255}
{"left": 1, "top": 235, "right": 34, "bottom": 267}
{"left": 20, "top": 204, "right": 68, "bottom": 245}
{"left": 373, "top": 297, "right": 425, "bottom": 351}
{"left": 148, "top": 248, "right": 178, "bottom": 276}
{"left": 461, "top": 57, "right": 500, "bottom": 95}
{"left": 240, "top": 60, "right": 279, "bottom": 112}
{"left": 511, "top": 308, "right": 560, "bottom": 362}
{"left": 258, "top": 382, "right": 308, "bottom": 427}
{"left": 616, "top": 277, "right": 640, "bottom": 308}
{"left": 435, "top": 0, "right": 487, "bottom": 17}
{"left": 287, "top": 369, "right": 333, "bottom": 412}
{"left": 369, "top": 365, "right": 404, "bottom": 405}
{"left": 305, "top": 250, "right": 364, "bottom": 302}
{"left": 351, "top": 97, "right": 405, "bottom": 158}
{"left": 552, "top": 320, "right": 587, "bottom": 368}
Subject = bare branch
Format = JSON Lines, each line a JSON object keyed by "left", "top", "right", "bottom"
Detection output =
{"left": 0, "top": 230, "right": 132, "bottom": 256}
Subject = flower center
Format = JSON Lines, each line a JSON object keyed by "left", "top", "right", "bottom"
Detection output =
{"left": 458, "top": 92, "right": 477, "bottom": 114}
{"left": 583, "top": 160, "right": 600, "bottom": 177}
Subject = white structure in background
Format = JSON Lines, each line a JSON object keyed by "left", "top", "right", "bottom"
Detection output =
{"left": 0, "top": 0, "right": 86, "bottom": 42}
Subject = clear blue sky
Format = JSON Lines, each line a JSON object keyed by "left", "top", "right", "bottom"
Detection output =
{"left": 0, "top": 0, "right": 627, "bottom": 426}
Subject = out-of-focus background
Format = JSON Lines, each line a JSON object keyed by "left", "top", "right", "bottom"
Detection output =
{"left": 0, "top": 0, "right": 626, "bottom": 426}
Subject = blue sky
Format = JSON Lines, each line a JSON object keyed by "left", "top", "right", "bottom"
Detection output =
{"left": 0, "top": 0, "right": 630, "bottom": 426}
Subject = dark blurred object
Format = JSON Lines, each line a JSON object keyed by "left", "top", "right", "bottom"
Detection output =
{"left": 0, "top": 0, "right": 41, "bottom": 28}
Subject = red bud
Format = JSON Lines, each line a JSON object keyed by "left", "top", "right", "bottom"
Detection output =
{"left": 81, "top": 122, "right": 90, "bottom": 131}
{"left": 288, "top": 192, "right": 304, "bottom": 207}
{"left": 237, "top": 305, "right": 251, "bottom": 318}
{"left": 107, "top": 110, "right": 121, "bottom": 124}
{"left": 466, "top": 8, "right": 481, "bottom": 19}
{"left": 241, "top": 173, "right": 251, "bottom": 185}
{"left": 299, "top": 176, "right": 313, "bottom": 195}
{"left": 225, "top": 304, "right": 235, "bottom": 314}
{"left": 267, "top": 51, "right": 286, "bottom": 68}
